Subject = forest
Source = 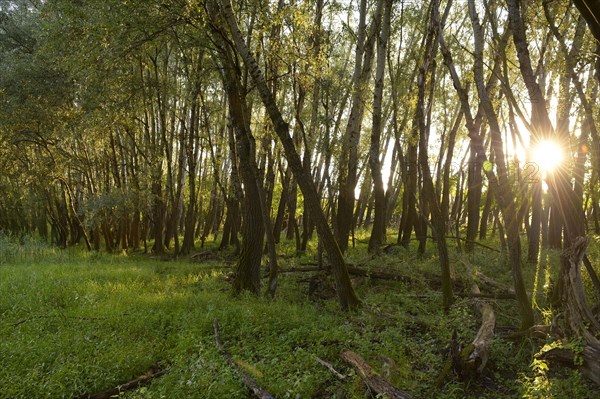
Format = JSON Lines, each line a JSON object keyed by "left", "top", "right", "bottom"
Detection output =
{"left": 1, "top": 0, "right": 600, "bottom": 397}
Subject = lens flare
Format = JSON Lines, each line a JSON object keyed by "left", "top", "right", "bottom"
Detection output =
{"left": 531, "top": 139, "right": 564, "bottom": 173}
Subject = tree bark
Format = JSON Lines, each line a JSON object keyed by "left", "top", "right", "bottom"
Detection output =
{"left": 336, "top": 0, "right": 379, "bottom": 253}
{"left": 214, "top": 0, "right": 360, "bottom": 310}
{"left": 208, "top": 20, "right": 265, "bottom": 295}
{"left": 368, "top": 0, "right": 391, "bottom": 254}
{"left": 418, "top": 0, "right": 453, "bottom": 310}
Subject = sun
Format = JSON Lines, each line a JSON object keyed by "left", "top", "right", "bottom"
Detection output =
{"left": 531, "top": 139, "right": 564, "bottom": 174}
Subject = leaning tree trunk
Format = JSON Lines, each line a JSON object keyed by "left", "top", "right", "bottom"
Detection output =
{"left": 436, "top": 1, "right": 533, "bottom": 329}
{"left": 470, "top": 1, "right": 534, "bottom": 330}
{"left": 214, "top": 0, "right": 360, "bottom": 310}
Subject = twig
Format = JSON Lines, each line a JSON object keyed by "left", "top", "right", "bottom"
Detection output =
{"left": 316, "top": 357, "right": 346, "bottom": 380}
{"left": 79, "top": 366, "right": 169, "bottom": 399}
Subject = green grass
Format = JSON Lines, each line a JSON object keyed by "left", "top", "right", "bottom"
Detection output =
{"left": 0, "top": 234, "right": 599, "bottom": 398}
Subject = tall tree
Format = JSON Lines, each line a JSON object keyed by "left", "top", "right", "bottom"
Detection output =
{"left": 367, "top": 0, "right": 391, "bottom": 253}
{"left": 214, "top": 0, "right": 360, "bottom": 310}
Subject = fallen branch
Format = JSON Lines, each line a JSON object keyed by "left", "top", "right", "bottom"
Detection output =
{"left": 502, "top": 324, "right": 553, "bottom": 340}
{"left": 213, "top": 320, "right": 274, "bottom": 399}
{"left": 297, "top": 262, "right": 419, "bottom": 283}
{"left": 340, "top": 351, "right": 413, "bottom": 399}
{"left": 346, "top": 266, "right": 415, "bottom": 283}
{"left": 473, "top": 270, "right": 513, "bottom": 294}
{"left": 279, "top": 266, "right": 321, "bottom": 273}
{"left": 190, "top": 250, "right": 217, "bottom": 261}
{"left": 456, "top": 292, "right": 515, "bottom": 300}
{"left": 79, "top": 366, "right": 169, "bottom": 399}
{"left": 316, "top": 356, "right": 346, "bottom": 380}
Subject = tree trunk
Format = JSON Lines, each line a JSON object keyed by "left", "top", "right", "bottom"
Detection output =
{"left": 150, "top": 170, "right": 165, "bottom": 254}
{"left": 214, "top": 0, "right": 360, "bottom": 310}
{"left": 470, "top": 1, "right": 534, "bottom": 329}
{"left": 418, "top": 0, "right": 453, "bottom": 310}
{"left": 211, "top": 28, "right": 266, "bottom": 295}
{"left": 336, "top": 0, "right": 379, "bottom": 252}
{"left": 479, "top": 186, "right": 493, "bottom": 240}
{"left": 527, "top": 179, "right": 542, "bottom": 263}
{"left": 367, "top": 0, "right": 391, "bottom": 254}
{"left": 272, "top": 164, "right": 290, "bottom": 243}
{"left": 465, "top": 144, "right": 483, "bottom": 253}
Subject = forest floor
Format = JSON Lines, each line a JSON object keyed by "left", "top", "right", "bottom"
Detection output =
{"left": 1, "top": 233, "right": 599, "bottom": 399}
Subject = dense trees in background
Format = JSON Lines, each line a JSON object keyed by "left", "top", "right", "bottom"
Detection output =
{"left": 1, "top": 0, "right": 600, "bottom": 335}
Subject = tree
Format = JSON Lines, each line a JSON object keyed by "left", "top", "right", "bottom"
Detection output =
{"left": 367, "top": 0, "right": 391, "bottom": 254}
{"left": 213, "top": 0, "right": 360, "bottom": 310}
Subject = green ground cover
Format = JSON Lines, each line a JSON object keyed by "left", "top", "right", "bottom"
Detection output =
{"left": 1, "top": 234, "right": 598, "bottom": 398}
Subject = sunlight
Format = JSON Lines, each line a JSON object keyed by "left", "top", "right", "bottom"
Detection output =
{"left": 531, "top": 139, "right": 564, "bottom": 174}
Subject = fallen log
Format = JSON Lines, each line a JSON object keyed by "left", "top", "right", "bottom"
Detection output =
{"left": 213, "top": 320, "right": 274, "bottom": 399}
{"left": 382, "top": 237, "right": 500, "bottom": 253}
{"left": 436, "top": 259, "right": 496, "bottom": 384}
{"left": 294, "top": 262, "right": 420, "bottom": 284}
{"left": 466, "top": 290, "right": 495, "bottom": 373}
{"left": 346, "top": 266, "right": 415, "bottom": 284}
{"left": 290, "top": 263, "right": 515, "bottom": 302}
{"left": 456, "top": 292, "right": 515, "bottom": 300}
{"left": 279, "top": 266, "right": 321, "bottom": 273}
{"left": 537, "top": 344, "right": 600, "bottom": 385}
{"left": 79, "top": 366, "right": 169, "bottom": 399}
{"left": 340, "top": 351, "right": 413, "bottom": 399}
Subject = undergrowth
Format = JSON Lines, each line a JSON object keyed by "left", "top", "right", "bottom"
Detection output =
{"left": 0, "top": 233, "right": 599, "bottom": 398}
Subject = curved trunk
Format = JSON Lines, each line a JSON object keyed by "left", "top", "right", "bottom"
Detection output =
{"left": 215, "top": 0, "right": 360, "bottom": 309}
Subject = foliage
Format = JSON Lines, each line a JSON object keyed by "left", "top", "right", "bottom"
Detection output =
{"left": 1, "top": 237, "right": 599, "bottom": 398}
{"left": 0, "top": 231, "right": 57, "bottom": 265}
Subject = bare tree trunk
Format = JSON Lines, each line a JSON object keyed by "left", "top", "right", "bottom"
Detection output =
{"left": 214, "top": 0, "right": 360, "bottom": 310}
{"left": 272, "top": 163, "right": 290, "bottom": 243}
{"left": 419, "top": 0, "right": 453, "bottom": 310}
{"left": 471, "top": 1, "right": 534, "bottom": 329}
{"left": 368, "top": 0, "right": 391, "bottom": 254}
{"left": 336, "top": 0, "right": 379, "bottom": 252}
{"left": 181, "top": 86, "right": 202, "bottom": 255}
